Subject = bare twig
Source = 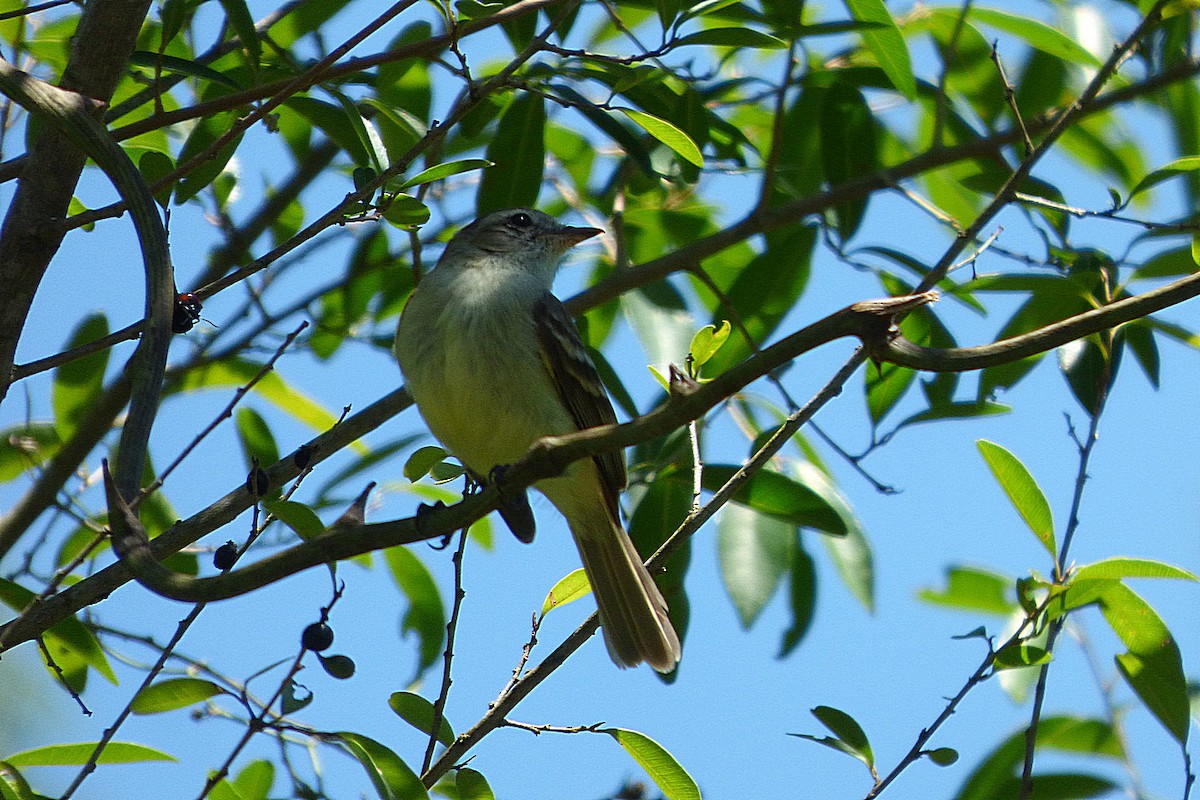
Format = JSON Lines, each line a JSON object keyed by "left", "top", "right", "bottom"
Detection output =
{"left": 422, "top": 529, "right": 470, "bottom": 774}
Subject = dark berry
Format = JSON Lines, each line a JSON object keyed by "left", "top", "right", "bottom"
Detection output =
{"left": 293, "top": 444, "right": 314, "bottom": 470}
{"left": 246, "top": 465, "right": 270, "bottom": 497}
{"left": 213, "top": 541, "right": 238, "bottom": 571}
{"left": 301, "top": 622, "right": 334, "bottom": 652}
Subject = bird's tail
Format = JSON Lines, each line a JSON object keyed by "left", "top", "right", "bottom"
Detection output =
{"left": 572, "top": 514, "right": 681, "bottom": 673}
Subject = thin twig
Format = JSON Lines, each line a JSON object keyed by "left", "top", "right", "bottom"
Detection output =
{"left": 37, "top": 636, "right": 91, "bottom": 716}
{"left": 196, "top": 652, "right": 306, "bottom": 800}
{"left": 1018, "top": 362, "right": 1110, "bottom": 799}
{"left": 422, "top": 528, "right": 470, "bottom": 774}
{"left": 0, "top": 0, "right": 73, "bottom": 22}
{"left": 134, "top": 321, "right": 308, "bottom": 507}
{"left": 990, "top": 42, "right": 1033, "bottom": 156}
{"left": 60, "top": 603, "right": 209, "bottom": 799}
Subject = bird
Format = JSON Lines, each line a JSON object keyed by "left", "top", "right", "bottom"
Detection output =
{"left": 393, "top": 208, "right": 681, "bottom": 672}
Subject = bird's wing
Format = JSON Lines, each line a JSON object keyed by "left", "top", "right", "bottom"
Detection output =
{"left": 532, "top": 292, "right": 627, "bottom": 515}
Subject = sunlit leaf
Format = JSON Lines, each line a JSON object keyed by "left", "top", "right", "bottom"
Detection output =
{"left": 1074, "top": 558, "right": 1198, "bottom": 582}
{"left": 977, "top": 440, "right": 1056, "bottom": 558}
{"left": 966, "top": 8, "right": 1103, "bottom": 67}
{"left": 790, "top": 705, "right": 874, "bottom": 770}
{"left": 52, "top": 313, "right": 109, "bottom": 440}
{"left": 1099, "top": 583, "right": 1189, "bottom": 744}
{"left": 455, "top": 768, "right": 494, "bottom": 800}
{"left": 718, "top": 503, "right": 794, "bottom": 628}
{"left": 388, "top": 692, "right": 455, "bottom": 747}
{"left": 6, "top": 743, "right": 175, "bottom": 766}
{"left": 384, "top": 546, "right": 446, "bottom": 678}
{"left": 918, "top": 565, "right": 1015, "bottom": 615}
{"left": 602, "top": 728, "right": 700, "bottom": 800}
{"left": 478, "top": 93, "right": 545, "bottom": 213}
{"left": 1128, "top": 155, "right": 1200, "bottom": 199}
{"left": 618, "top": 108, "right": 704, "bottom": 167}
{"left": 841, "top": 0, "right": 915, "bottom": 97}
{"left": 264, "top": 499, "right": 325, "bottom": 539}
{"left": 131, "top": 678, "right": 225, "bottom": 714}
{"left": 400, "top": 159, "right": 492, "bottom": 190}
{"left": 673, "top": 27, "right": 786, "bottom": 49}
{"left": 540, "top": 568, "right": 592, "bottom": 616}
{"left": 336, "top": 732, "right": 428, "bottom": 800}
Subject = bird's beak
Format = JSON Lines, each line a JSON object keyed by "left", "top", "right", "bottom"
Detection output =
{"left": 550, "top": 225, "right": 604, "bottom": 248}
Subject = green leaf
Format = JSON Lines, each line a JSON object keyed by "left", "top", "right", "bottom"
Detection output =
{"left": 787, "top": 462, "right": 874, "bottom": 612}
{"left": 540, "top": 568, "right": 592, "bottom": 616}
{"left": 1131, "top": 244, "right": 1200, "bottom": 280}
{"left": 993, "top": 643, "right": 1053, "bottom": 670}
{"left": 52, "top": 313, "right": 109, "bottom": 440}
{"left": 284, "top": 96, "right": 372, "bottom": 166}
{"left": 455, "top": 768, "right": 494, "bottom": 800}
{"left": 6, "top": 742, "right": 176, "bottom": 766}
{"left": 966, "top": 8, "right": 1102, "bottom": 68}
{"left": 336, "top": 732, "right": 429, "bottom": 800}
{"left": 234, "top": 407, "right": 279, "bottom": 473}
{"left": 130, "top": 678, "right": 224, "bottom": 714}
{"left": 841, "top": 0, "right": 915, "bottom": 98}
{"left": 128, "top": 51, "right": 242, "bottom": 89}
{"left": 217, "top": 0, "right": 260, "bottom": 71}
{"left": 228, "top": 760, "right": 274, "bottom": 800}
{"left": 455, "top": 0, "right": 503, "bottom": 19}
{"left": 673, "top": 27, "right": 786, "bottom": 49}
{"left": 404, "top": 445, "right": 451, "bottom": 482}
{"left": 956, "top": 716, "right": 1123, "bottom": 800}
{"left": 819, "top": 81, "right": 878, "bottom": 239}
{"left": 927, "top": 747, "right": 959, "bottom": 766}
{"left": 602, "top": 728, "right": 700, "bottom": 800}
{"left": 688, "top": 320, "right": 731, "bottom": 371}
{"left": 812, "top": 706, "right": 874, "bottom": 767}
{"left": 174, "top": 111, "right": 243, "bottom": 205}
{"left": 790, "top": 706, "right": 874, "bottom": 771}
{"left": 0, "top": 578, "right": 116, "bottom": 691}
{"left": 264, "top": 499, "right": 325, "bottom": 539}
{"left": 976, "top": 440, "right": 1056, "bottom": 558}
{"left": 318, "top": 653, "right": 356, "bottom": 679}
{"left": 701, "top": 465, "right": 847, "bottom": 535}
{"left": 175, "top": 359, "right": 364, "bottom": 452}
{"left": 1128, "top": 154, "right": 1200, "bottom": 199}
{"left": 382, "top": 194, "right": 431, "bottom": 229}
{"left": 399, "top": 159, "right": 492, "bottom": 190}
{"left": 360, "top": 97, "right": 425, "bottom": 161}
{"left": 0, "top": 760, "right": 36, "bottom": 800}
{"left": 779, "top": 539, "right": 816, "bottom": 657}
{"left": 701, "top": 226, "right": 816, "bottom": 376}
{"left": 478, "top": 93, "right": 545, "bottom": 214}
{"left": 384, "top": 546, "right": 446, "bottom": 679}
{"left": 717, "top": 503, "right": 794, "bottom": 628}
{"left": 331, "top": 88, "right": 386, "bottom": 171}
{"left": 388, "top": 691, "right": 455, "bottom": 747}
{"left": 1099, "top": 583, "right": 1189, "bottom": 744}
{"left": 138, "top": 151, "right": 174, "bottom": 208}
{"left": 618, "top": 108, "right": 704, "bottom": 167}
{"left": 918, "top": 565, "right": 1015, "bottom": 615}
{"left": 1074, "top": 558, "right": 1198, "bottom": 582}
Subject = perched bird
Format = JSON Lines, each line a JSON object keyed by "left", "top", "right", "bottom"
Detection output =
{"left": 394, "top": 208, "right": 681, "bottom": 672}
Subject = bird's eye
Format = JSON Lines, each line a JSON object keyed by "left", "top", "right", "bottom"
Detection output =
{"left": 509, "top": 212, "right": 533, "bottom": 227}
